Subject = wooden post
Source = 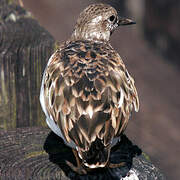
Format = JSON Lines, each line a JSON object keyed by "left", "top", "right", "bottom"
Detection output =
{"left": 0, "top": 127, "right": 165, "bottom": 179}
{"left": 0, "top": 0, "right": 55, "bottom": 129}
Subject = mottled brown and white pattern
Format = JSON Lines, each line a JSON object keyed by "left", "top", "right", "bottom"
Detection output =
{"left": 40, "top": 3, "right": 139, "bottom": 172}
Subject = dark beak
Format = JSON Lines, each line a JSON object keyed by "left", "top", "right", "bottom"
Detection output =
{"left": 118, "top": 17, "right": 136, "bottom": 26}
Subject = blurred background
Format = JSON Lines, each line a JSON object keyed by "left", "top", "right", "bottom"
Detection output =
{"left": 0, "top": 0, "right": 180, "bottom": 179}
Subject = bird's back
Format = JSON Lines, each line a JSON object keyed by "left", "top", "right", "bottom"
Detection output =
{"left": 40, "top": 40, "right": 139, "bottom": 167}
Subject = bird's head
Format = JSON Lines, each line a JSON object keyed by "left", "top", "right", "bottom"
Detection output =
{"left": 71, "top": 3, "right": 136, "bottom": 42}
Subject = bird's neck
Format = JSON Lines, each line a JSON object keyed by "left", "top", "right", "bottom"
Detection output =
{"left": 70, "top": 26, "right": 110, "bottom": 43}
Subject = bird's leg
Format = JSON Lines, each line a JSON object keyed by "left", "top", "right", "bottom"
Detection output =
{"left": 108, "top": 161, "right": 126, "bottom": 168}
{"left": 65, "top": 149, "right": 87, "bottom": 175}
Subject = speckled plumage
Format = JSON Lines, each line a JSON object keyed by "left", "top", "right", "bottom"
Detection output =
{"left": 40, "top": 3, "right": 139, "bottom": 171}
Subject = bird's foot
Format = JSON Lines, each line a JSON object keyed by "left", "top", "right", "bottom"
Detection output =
{"left": 108, "top": 162, "right": 126, "bottom": 168}
{"left": 65, "top": 160, "right": 87, "bottom": 175}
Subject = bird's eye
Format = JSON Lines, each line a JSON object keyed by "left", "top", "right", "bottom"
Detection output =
{"left": 109, "top": 15, "right": 115, "bottom": 22}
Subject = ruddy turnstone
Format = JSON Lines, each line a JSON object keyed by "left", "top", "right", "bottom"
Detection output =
{"left": 40, "top": 3, "right": 139, "bottom": 174}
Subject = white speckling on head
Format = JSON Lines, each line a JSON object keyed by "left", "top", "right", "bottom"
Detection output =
{"left": 91, "top": 15, "right": 103, "bottom": 23}
{"left": 71, "top": 3, "right": 118, "bottom": 42}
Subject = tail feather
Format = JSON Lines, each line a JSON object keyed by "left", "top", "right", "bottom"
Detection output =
{"left": 79, "top": 138, "right": 110, "bottom": 168}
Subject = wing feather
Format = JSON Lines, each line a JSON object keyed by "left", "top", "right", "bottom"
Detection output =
{"left": 40, "top": 40, "right": 139, "bottom": 151}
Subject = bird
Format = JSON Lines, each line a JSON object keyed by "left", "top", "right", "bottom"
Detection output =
{"left": 40, "top": 3, "right": 139, "bottom": 174}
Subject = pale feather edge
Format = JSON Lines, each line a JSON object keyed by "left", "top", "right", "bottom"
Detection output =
{"left": 39, "top": 52, "right": 76, "bottom": 148}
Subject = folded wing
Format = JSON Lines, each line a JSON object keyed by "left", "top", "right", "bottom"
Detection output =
{"left": 40, "top": 40, "right": 139, "bottom": 151}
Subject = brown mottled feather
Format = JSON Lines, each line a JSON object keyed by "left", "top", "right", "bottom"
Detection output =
{"left": 40, "top": 3, "right": 140, "bottom": 169}
{"left": 43, "top": 40, "right": 139, "bottom": 152}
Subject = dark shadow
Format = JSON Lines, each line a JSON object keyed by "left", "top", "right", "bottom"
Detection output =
{"left": 43, "top": 132, "right": 142, "bottom": 180}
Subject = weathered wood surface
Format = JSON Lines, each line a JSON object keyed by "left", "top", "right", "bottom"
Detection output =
{"left": 0, "top": 127, "right": 165, "bottom": 180}
{"left": 0, "top": 0, "right": 55, "bottom": 130}
{"left": 0, "top": 128, "right": 71, "bottom": 180}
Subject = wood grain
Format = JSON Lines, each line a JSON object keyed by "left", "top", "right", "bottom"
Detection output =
{"left": 0, "top": 127, "right": 165, "bottom": 180}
